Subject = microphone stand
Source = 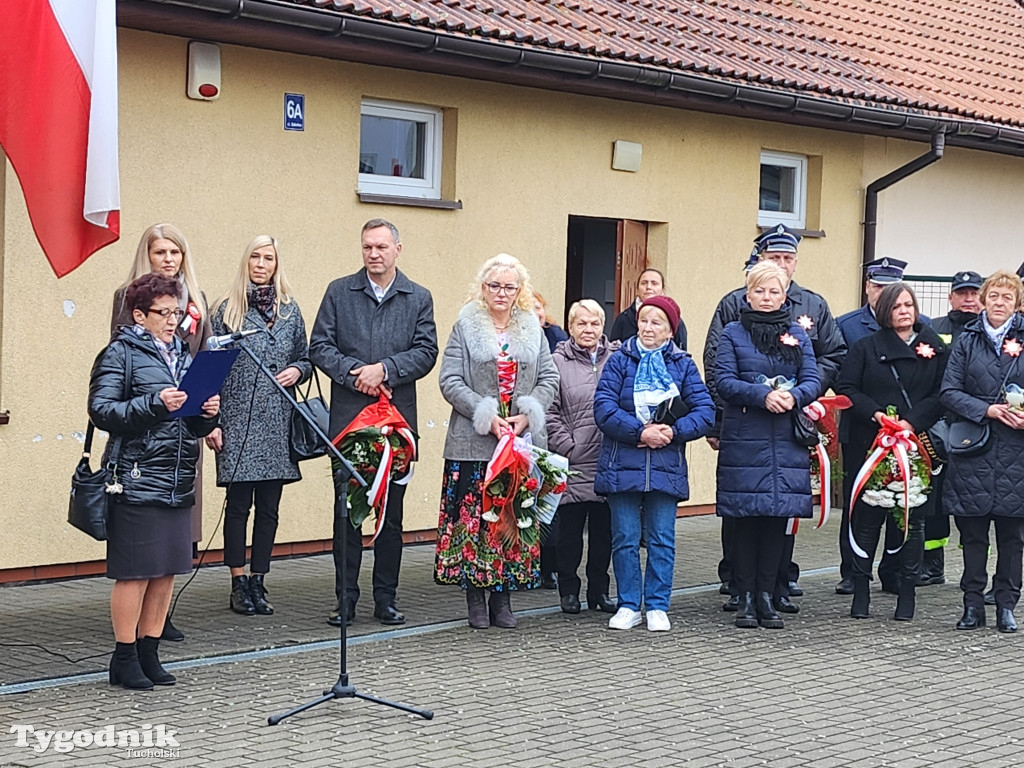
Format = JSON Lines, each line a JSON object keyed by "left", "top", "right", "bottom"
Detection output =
{"left": 224, "top": 343, "right": 433, "bottom": 724}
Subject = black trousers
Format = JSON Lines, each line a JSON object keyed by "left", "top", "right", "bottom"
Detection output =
{"left": 850, "top": 503, "right": 924, "bottom": 587}
{"left": 333, "top": 474, "right": 405, "bottom": 607}
{"left": 540, "top": 512, "right": 561, "bottom": 576}
{"left": 955, "top": 515, "right": 1024, "bottom": 611}
{"left": 840, "top": 466, "right": 901, "bottom": 583}
{"left": 556, "top": 501, "right": 611, "bottom": 600}
{"left": 223, "top": 481, "right": 284, "bottom": 574}
{"left": 722, "top": 518, "right": 799, "bottom": 596}
{"left": 732, "top": 517, "right": 788, "bottom": 595}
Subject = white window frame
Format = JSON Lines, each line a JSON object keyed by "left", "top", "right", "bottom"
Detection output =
{"left": 358, "top": 99, "right": 443, "bottom": 200}
{"left": 758, "top": 150, "right": 807, "bottom": 229}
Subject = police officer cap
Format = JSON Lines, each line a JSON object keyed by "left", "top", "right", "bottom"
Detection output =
{"left": 865, "top": 257, "right": 907, "bottom": 285}
{"left": 950, "top": 270, "right": 983, "bottom": 291}
{"left": 754, "top": 224, "right": 802, "bottom": 255}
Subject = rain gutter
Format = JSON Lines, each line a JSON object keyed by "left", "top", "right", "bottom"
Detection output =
{"left": 117, "top": 0, "right": 1024, "bottom": 157}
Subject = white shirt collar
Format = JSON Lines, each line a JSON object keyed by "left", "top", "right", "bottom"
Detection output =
{"left": 368, "top": 273, "right": 396, "bottom": 303}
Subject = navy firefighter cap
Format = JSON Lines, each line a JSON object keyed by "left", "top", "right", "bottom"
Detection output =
{"left": 950, "top": 271, "right": 983, "bottom": 291}
{"left": 865, "top": 257, "right": 907, "bottom": 285}
{"left": 754, "top": 224, "right": 802, "bottom": 256}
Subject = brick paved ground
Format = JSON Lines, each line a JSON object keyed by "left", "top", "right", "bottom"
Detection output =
{"left": 1, "top": 514, "right": 1020, "bottom": 768}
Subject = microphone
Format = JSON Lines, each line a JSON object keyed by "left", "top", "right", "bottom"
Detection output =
{"left": 207, "top": 329, "right": 259, "bottom": 350}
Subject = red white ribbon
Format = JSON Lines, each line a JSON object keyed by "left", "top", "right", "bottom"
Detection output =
{"left": 848, "top": 414, "right": 930, "bottom": 557}
{"left": 365, "top": 425, "right": 418, "bottom": 543}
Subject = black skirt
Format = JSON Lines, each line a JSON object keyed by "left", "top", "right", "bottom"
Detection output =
{"left": 106, "top": 502, "right": 193, "bottom": 580}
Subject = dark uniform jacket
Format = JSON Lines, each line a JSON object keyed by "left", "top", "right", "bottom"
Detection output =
{"left": 88, "top": 329, "right": 219, "bottom": 509}
{"left": 309, "top": 269, "right": 438, "bottom": 439}
{"left": 930, "top": 310, "right": 978, "bottom": 344}
{"left": 610, "top": 303, "right": 688, "bottom": 350}
{"left": 941, "top": 315, "right": 1024, "bottom": 518}
{"left": 704, "top": 281, "right": 845, "bottom": 435}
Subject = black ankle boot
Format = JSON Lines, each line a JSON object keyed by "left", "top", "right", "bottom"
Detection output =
{"left": 734, "top": 592, "right": 758, "bottom": 629}
{"left": 488, "top": 590, "right": 516, "bottom": 628}
{"left": 756, "top": 592, "right": 784, "bottom": 629}
{"left": 230, "top": 575, "right": 255, "bottom": 615}
{"left": 109, "top": 641, "right": 153, "bottom": 690}
{"left": 851, "top": 576, "right": 870, "bottom": 619}
{"left": 466, "top": 586, "right": 489, "bottom": 629}
{"left": 137, "top": 636, "right": 176, "bottom": 685}
{"left": 248, "top": 574, "right": 274, "bottom": 615}
{"left": 894, "top": 584, "right": 916, "bottom": 621}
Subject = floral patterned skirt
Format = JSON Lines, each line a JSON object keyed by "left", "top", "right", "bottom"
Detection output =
{"left": 434, "top": 459, "right": 540, "bottom": 591}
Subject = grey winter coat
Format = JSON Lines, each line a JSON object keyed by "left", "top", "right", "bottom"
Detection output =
{"left": 439, "top": 302, "right": 560, "bottom": 461}
{"left": 941, "top": 314, "right": 1024, "bottom": 518}
{"left": 309, "top": 269, "right": 438, "bottom": 439}
{"left": 211, "top": 300, "right": 312, "bottom": 485}
{"left": 546, "top": 336, "right": 620, "bottom": 504}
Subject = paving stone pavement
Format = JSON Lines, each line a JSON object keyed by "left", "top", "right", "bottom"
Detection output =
{"left": 1, "top": 514, "right": 1020, "bottom": 768}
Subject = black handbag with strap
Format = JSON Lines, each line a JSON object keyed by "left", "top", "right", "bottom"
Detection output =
{"left": 290, "top": 369, "right": 331, "bottom": 462}
{"left": 888, "top": 364, "right": 948, "bottom": 465}
{"left": 68, "top": 344, "right": 130, "bottom": 541}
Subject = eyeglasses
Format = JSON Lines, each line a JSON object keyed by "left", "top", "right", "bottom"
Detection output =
{"left": 147, "top": 307, "right": 186, "bottom": 321}
{"left": 485, "top": 282, "right": 520, "bottom": 295}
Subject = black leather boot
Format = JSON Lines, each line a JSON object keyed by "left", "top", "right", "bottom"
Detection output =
{"left": 734, "top": 592, "right": 758, "bottom": 629}
{"left": 917, "top": 549, "right": 945, "bottom": 586}
{"left": 248, "top": 574, "right": 274, "bottom": 615}
{"left": 756, "top": 592, "right": 784, "bottom": 629}
{"left": 109, "top": 641, "right": 153, "bottom": 690}
{"left": 894, "top": 583, "right": 916, "bottom": 621}
{"left": 160, "top": 616, "right": 184, "bottom": 642}
{"left": 137, "top": 635, "right": 176, "bottom": 685}
{"left": 488, "top": 590, "right": 516, "bottom": 628}
{"left": 850, "top": 576, "right": 870, "bottom": 618}
{"left": 956, "top": 605, "right": 986, "bottom": 630}
{"left": 997, "top": 608, "right": 1018, "bottom": 633}
{"left": 467, "top": 586, "right": 489, "bottom": 629}
{"left": 230, "top": 575, "right": 255, "bottom": 615}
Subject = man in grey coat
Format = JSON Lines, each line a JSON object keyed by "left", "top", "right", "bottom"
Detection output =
{"left": 310, "top": 219, "right": 438, "bottom": 627}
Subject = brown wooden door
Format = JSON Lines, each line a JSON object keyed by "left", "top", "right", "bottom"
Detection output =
{"left": 615, "top": 219, "right": 648, "bottom": 314}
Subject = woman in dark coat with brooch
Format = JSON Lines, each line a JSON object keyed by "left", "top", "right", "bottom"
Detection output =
{"left": 941, "top": 270, "right": 1024, "bottom": 634}
{"left": 836, "top": 282, "right": 947, "bottom": 622}
{"left": 715, "top": 262, "right": 819, "bottom": 630}
{"left": 90, "top": 273, "right": 220, "bottom": 689}
{"left": 206, "top": 236, "right": 312, "bottom": 616}
{"left": 594, "top": 296, "right": 714, "bottom": 632}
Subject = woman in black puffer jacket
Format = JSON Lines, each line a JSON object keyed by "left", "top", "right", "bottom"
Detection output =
{"left": 89, "top": 273, "right": 220, "bottom": 690}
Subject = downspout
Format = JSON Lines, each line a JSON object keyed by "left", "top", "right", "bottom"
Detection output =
{"left": 862, "top": 132, "right": 945, "bottom": 274}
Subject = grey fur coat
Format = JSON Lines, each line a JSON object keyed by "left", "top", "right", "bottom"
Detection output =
{"left": 439, "top": 302, "right": 560, "bottom": 461}
{"left": 211, "top": 300, "right": 312, "bottom": 485}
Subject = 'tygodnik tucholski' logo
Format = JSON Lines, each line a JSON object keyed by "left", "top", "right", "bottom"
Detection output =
{"left": 9, "top": 723, "right": 180, "bottom": 756}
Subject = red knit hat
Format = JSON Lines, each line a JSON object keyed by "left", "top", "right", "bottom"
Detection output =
{"left": 639, "top": 295, "right": 681, "bottom": 335}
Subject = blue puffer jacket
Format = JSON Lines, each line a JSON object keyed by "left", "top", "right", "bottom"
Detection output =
{"left": 715, "top": 321, "right": 820, "bottom": 518}
{"left": 593, "top": 338, "right": 715, "bottom": 499}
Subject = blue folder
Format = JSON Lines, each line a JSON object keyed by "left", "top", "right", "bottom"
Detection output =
{"left": 170, "top": 348, "right": 240, "bottom": 418}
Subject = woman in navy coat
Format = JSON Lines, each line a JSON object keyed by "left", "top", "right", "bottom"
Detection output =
{"left": 594, "top": 296, "right": 714, "bottom": 632}
{"left": 715, "top": 262, "right": 819, "bottom": 629}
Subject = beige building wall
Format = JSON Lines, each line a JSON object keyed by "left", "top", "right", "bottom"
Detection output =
{"left": 0, "top": 29, "right": 869, "bottom": 570}
{"left": 866, "top": 137, "right": 1024, "bottom": 282}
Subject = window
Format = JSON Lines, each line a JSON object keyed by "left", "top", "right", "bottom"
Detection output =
{"left": 358, "top": 99, "right": 443, "bottom": 200}
{"left": 758, "top": 150, "right": 807, "bottom": 229}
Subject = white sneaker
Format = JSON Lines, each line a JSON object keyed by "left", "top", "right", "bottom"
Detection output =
{"left": 646, "top": 609, "right": 671, "bottom": 632}
{"left": 608, "top": 607, "right": 643, "bottom": 630}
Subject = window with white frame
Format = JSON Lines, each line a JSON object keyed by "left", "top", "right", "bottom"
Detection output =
{"left": 758, "top": 150, "right": 807, "bottom": 229}
{"left": 358, "top": 99, "right": 443, "bottom": 199}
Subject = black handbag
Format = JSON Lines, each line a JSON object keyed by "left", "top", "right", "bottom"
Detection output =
{"left": 68, "top": 344, "right": 130, "bottom": 540}
{"left": 68, "top": 422, "right": 115, "bottom": 541}
{"left": 947, "top": 420, "right": 991, "bottom": 455}
{"left": 792, "top": 411, "right": 820, "bottom": 447}
{"left": 653, "top": 396, "right": 690, "bottom": 426}
{"left": 888, "top": 364, "right": 947, "bottom": 465}
{"left": 290, "top": 369, "right": 331, "bottom": 462}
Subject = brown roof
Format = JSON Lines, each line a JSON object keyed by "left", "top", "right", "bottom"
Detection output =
{"left": 293, "top": 0, "right": 1024, "bottom": 128}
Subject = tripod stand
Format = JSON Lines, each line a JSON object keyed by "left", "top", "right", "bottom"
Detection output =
{"left": 224, "top": 343, "right": 433, "bottom": 724}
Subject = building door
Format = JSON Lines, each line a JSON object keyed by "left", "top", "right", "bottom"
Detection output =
{"left": 565, "top": 216, "right": 648, "bottom": 334}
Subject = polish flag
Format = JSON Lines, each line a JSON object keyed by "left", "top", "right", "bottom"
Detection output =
{"left": 0, "top": 0, "right": 120, "bottom": 278}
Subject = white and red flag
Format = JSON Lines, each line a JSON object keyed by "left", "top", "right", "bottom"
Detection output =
{"left": 0, "top": 0, "right": 120, "bottom": 278}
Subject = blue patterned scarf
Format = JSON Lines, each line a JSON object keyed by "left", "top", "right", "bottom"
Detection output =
{"left": 633, "top": 340, "right": 679, "bottom": 424}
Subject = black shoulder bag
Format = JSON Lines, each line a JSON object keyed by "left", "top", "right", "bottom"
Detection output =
{"left": 888, "top": 364, "right": 948, "bottom": 465}
{"left": 68, "top": 345, "right": 131, "bottom": 540}
{"left": 290, "top": 369, "right": 331, "bottom": 462}
{"left": 940, "top": 360, "right": 1017, "bottom": 457}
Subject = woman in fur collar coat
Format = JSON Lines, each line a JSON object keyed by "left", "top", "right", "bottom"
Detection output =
{"left": 435, "top": 254, "right": 560, "bottom": 629}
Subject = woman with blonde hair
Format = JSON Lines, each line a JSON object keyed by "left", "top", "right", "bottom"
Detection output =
{"left": 110, "top": 224, "right": 212, "bottom": 642}
{"left": 435, "top": 254, "right": 560, "bottom": 628}
{"left": 206, "top": 236, "right": 311, "bottom": 615}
